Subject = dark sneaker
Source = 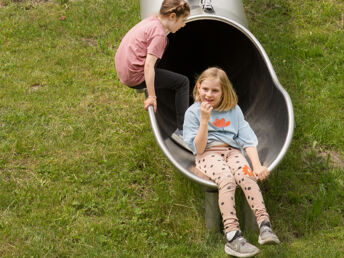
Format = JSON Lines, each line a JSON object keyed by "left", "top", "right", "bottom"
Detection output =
{"left": 171, "top": 129, "right": 192, "bottom": 152}
{"left": 258, "top": 220, "right": 280, "bottom": 245}
{"left": 225, "top": 231, "right": 260, "bottom": 257}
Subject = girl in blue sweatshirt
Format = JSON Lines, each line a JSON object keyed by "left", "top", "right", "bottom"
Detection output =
{"left": 183, "top": 67, "right": 280, "bottom": 257}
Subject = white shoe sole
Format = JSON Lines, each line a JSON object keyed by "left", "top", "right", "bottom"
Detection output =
{"left": 258, "top": 235, "right": 280, "bottom": 245}
{"left": 225, "top": 244, "right": 260, "bottom": 257}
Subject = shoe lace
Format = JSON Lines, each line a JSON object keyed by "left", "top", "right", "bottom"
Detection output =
{"left": 260, "top": 225, "right": 273, "bottom": 235}
{"left": 238, "top": 237, "right": 247, "bottom": 246}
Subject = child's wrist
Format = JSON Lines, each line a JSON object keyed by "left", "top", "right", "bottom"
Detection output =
{"left": 148, "top": 96, "right": 157, "bottom": 99}
{"left": 252, "top": 164, "right": 262, "bottom": 170}
{"left": 200, "top": 118, "right": 209, "bottom": 125}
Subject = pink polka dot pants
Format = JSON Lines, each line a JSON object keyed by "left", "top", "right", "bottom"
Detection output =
{"left": 196, "top": 146, "right": 270, "bottom": 232}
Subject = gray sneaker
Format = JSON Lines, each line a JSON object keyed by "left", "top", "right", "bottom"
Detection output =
{"left": 258, "top": 220, "right": 280, "bottom": 245}
{"left": 225, "top": 232, "right": 260, "bottom": 257}
{"left": 171, "top": 129, "right": 192, "bottom": 152}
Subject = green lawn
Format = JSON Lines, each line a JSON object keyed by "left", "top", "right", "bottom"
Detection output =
{"left": 0, "top": 0, "right": 343, "bottom": 257}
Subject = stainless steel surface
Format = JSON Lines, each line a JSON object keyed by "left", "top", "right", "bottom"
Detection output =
{"left": 200, "top": 0, "right": 214, "bottom": 13}
{"left": 140, "top": 0, "right": 247, "bottom": 28}
{"left": 139, "top": 0, "right": 164, "bottom": 19}
{"left": 143, "top": 1, "right": 294, "bottom": 190}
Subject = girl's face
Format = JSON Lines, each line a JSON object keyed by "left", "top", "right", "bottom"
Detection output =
{"left": 198, "top": 79, "right": 223, "bottom": 108}
{"left": 168, "top": 14, "right": 188, "bottom": 33}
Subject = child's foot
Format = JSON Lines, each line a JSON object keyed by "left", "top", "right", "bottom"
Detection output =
{"left": 171, "top": 129, "right": 192, "bottom": 152}
{"left": 225, "top": 231, "right": 260, "bottom": 257}
{"left": 258, "top": 220, "right": 280, "bottom": 245}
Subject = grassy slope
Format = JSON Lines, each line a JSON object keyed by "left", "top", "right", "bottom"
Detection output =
{"left": 0, "top": 0, "right": 343, "bottom": 257}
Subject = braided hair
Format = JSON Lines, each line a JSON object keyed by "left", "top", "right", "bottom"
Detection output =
{"left": 160, "top": 0, "right": 190, "bottom": 18}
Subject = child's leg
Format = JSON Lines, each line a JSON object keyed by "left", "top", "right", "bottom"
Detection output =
{"left": 225, "top": 148, "right": 270, "bottom": 226}
{"left": 196, "top": 149, "right": 239, "bottom": 233}
{"left": 154, "top": 68, "right": 189, "bottom": 130}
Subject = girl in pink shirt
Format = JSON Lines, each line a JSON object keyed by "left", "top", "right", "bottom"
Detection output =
{"left": 115, "top": 0, "right": 191, "bottom": 146}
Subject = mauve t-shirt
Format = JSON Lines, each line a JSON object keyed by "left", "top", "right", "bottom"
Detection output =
{"left": 115, "top": 16, "right": 167, "bottom": 86}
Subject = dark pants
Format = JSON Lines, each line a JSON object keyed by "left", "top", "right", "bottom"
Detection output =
{"left": 132, "top": 68, "right": 189, "bottom": 130}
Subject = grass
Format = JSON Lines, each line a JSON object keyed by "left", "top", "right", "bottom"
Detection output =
{"left": 0, "top": 0, "right": 343, "bottom": 257}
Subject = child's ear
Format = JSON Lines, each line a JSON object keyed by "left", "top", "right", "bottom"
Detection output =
{"left": 169, "top": 13, "right": 176, "bottom": 20}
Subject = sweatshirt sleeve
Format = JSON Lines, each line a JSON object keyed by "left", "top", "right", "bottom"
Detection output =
{"left": 183, "top": 107, "right": 200, "bottom": 155}
{"left": 235, "top": 106, "right": 258, "bottom": 148}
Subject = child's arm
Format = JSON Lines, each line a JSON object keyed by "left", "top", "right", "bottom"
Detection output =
{"left": 143, "top": 54, "right": 158, "bottom": 112}
{"left": 194, "top": 102, "right": 212, "bottom": 154}
{"left": 245, "top": 146, "right": 270, "bottom": 181}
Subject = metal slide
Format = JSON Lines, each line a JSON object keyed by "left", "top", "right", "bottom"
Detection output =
{"left": 140, "top": 0, "right": 294, "bottom": 190}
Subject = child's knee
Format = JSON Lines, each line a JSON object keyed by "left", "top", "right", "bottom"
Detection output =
{"left": 218, "top": 176, "right": 236, "bottom": 191}
{"left": 182, "top": 75, "right": 189, "bottom": 87}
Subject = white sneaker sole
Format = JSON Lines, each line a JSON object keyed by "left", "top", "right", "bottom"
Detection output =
{"left": 258, "top": 235, "right": 280, "bottom": 245}
{"left": 225, "top": 244, "right": 260, "bottom": 257}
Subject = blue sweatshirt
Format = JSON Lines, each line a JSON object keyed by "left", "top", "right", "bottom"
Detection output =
{"left": 183, "top": 102, "right": 258, "bottom": 155}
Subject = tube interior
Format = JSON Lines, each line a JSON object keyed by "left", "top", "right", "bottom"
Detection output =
{"left": 156, "top": 19, "right": 289, "bottom": 166}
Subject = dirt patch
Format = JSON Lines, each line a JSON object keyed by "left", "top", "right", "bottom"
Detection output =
{"left": 30, "top": 83, "right": 46, "bottom": 91}
{"left": 82, "top": 37, "right": 98, "bottom": 47}
{"left": 318, "top": 150, "right": 344, "bottom": 169}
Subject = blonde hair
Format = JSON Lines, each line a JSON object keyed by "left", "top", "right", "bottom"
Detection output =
{"left": 160, "top": 0, "right": 190, "bottom": 18}
{"left": 193, "top": 67, "right": 238, "bottom": 111}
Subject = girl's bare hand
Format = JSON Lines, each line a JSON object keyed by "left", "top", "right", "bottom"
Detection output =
{"left": 200, "top": 102, "right": 213, "bottom": 122}
{"left": 144, "top": 97, "right": 157, "bottom": 112}
{"left": 253, "top": 165, "right": 270, "bottom": 181}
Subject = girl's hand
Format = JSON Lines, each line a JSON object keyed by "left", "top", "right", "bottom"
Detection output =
{"left": 144, "top": 96, "right": 157, "bottom": 112}
{"left": 200, "top": 102, "right": 213, "bottom": 122}
{"left": 253, "top": 165, "right": 270, "bottom": 181}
